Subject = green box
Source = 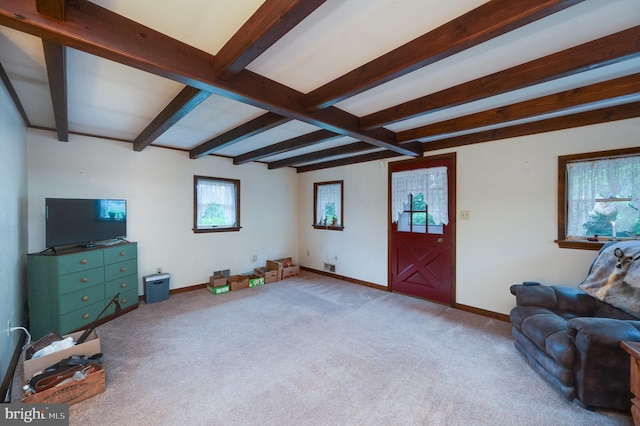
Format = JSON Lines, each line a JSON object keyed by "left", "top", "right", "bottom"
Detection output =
{"left": 207, "top": 283, "right": 230, "bottom": 295}
{"left": 248, "top": 275, "right": 265, "bottom": 287}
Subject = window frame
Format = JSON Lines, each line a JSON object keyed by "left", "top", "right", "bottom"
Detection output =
{"left": 313, "top": 180, "right": 344, "bottom": 231}
{"left": 193, "top": 175, "right": 241, "bottom": 233}
{"left": 557, "top": 147, "right": 640, "bottom": 250}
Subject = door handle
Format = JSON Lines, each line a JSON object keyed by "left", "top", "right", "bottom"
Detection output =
{"left": 437, "top": 238, "right": 444, "bottom": 243}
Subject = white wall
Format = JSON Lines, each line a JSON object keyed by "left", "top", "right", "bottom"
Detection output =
{"left": 298, "top": 162, "right": 389, "bottom": 285}
{"left": 27, "top": 130, "right": 299, "bottom": 293}
{"left": 0, "top": 80, "right": 28, "bottom": 387}
{"left": 298, "top": 117, "right": 640, "bottom": 315}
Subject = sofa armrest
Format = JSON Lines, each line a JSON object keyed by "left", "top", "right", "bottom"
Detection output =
{"left": 567, "top": 317, "right": 640, "bottom": 346}
{"left": 510, "top": 284, "right": 558, "bottom": 308}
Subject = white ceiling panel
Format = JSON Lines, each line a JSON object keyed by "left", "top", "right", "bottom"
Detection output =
{"left": 89, "top": 0, "right": 265, "bottom": 55}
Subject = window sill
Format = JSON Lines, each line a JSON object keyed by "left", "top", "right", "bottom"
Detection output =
{"left": 554, "top": 238, "right": 639, "bottom": 250}
{"left": 193, "top": 226, "right": 242, "bottom": 233}
{"left": 313, "top": 225, "right": 344, "bottom": 231}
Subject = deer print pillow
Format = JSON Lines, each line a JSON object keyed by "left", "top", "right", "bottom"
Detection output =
{"left": 579, "top": 241, "right": 640, "bottom": 318}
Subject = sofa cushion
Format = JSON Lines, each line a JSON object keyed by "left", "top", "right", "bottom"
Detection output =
{"left": 521, "top": 313, "right": 575, "bottom": 368}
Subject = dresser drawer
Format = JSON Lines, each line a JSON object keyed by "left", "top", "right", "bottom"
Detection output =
{"left": 59, "top": 267, "right": 105, "bottom": 295}
{"left": 59, "top": 284, "right": 105, "bottom": 315}
{"left": 105, "top": 275, "right": 137, "bottom": 299}
{"left": 105, "top": 259, "right": 138, "bottom": 282}
{"left": 104, "top": 244, "right": 137, "bottom": 265}
{"left": 60, "top": 301, "right": 106, "bottom": 334}
{"left": 57, "top": 250, "right": 104, "bottom": 275}
{"left": 106, "top": 288, "right": 139, "bottom": 315}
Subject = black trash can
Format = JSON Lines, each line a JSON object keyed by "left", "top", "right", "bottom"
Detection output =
{"left": 144, "top": 273, "right": 170, "bottom": 304}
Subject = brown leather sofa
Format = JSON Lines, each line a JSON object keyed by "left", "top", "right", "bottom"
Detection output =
{"left": 510, "top": 283, "right": 640, "bottom": 411}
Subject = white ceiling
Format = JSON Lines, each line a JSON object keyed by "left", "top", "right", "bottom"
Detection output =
{"left": 0, "top": 0, "right": 639, "bottom": 170}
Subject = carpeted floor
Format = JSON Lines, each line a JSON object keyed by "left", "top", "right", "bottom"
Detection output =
{"left": 13, "top": 271, "right": 633, "bottom": 425}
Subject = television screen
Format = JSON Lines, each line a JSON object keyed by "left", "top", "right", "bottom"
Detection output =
{"left": 45, "top": 198, "right": 127, "bottom": 248}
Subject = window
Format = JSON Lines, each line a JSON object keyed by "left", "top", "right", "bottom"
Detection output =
{"left": 558, "top": 148, "right": 640, "bottom": 249}
{"left": 313, "top": 181, "right": 343, "bottom": 230}
{"left": 391, "top": 167, "right": 448, "bottom": 234}
{"left": 193, "top": 176, "right": 241, "bottom": 233}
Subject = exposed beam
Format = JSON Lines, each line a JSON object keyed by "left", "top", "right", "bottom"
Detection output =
{"left": 421, "top": 101, "right": 640, "bottom": 152}
{"left": 0, "top": 0, "right": 420, "bottom": 157}
{"left": 42, "top": 39, "right": 68, "bottom": 142}
{"left": 268, "top": 142, "right": 373, "bottom": 169}
{"left": 233, "top": 129, "right": 341, "bottom": 165}
{"left": 215, "top": 0, "right": 326, "bottom": 79}
{"left": 361, "top": 25, "right": 640, "bottom": 130}
{"left": 398, "top": 73, "right": 640, "bottom": 143}
{"left": 0, "top": 62, "right": 31, "bottom": 126}
{"left": 190, "top": 112, "right": 291, "bottom": 159}
{"left": 296, "top": 151, "right": 404, "bottom": 173}
{"left": 36, "top": 0, "right": 66, "bottom": 21}
{"left": 304, "top": 0, "right": 584, "bottom": 111}
{"left": 133, "top": 86, "right": 211, "bottom": 152}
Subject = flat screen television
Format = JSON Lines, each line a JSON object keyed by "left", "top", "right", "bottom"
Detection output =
{"left": 45, "top": 198, "right": 127, "bottom": 249}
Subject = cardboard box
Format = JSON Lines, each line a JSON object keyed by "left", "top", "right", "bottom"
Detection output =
{"left": 246, "top": 274, "right": 265, "bottom": 288}
{"left": 207, "top": 283, "right": 230, "bottom": 295}
{"left": 254, "top": 267, "right": 278, "bottom": 284}
{"left": 271, "top": 257, "right": 300, "bottom": 279}
{"left": 24, "top": 329, "right": 101, "bottom": 381}
{"left": 209, "top": 274, "right": 227, "bottom": 287}
{"left": 22, "top": 364, "right": 105, "bottom": 405}
{"left": 227, "top": 275, "right": 249, "bottom": 291}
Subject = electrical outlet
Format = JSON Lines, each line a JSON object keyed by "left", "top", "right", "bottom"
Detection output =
{"left": 6, "top": 320, "right": 10, "bottom": 337}
{"left": 157, "top": 267, "right": 162, "bottom": 273}
{"left": 460, "top": 210, "right": 471, "bottom": 220}
{"left": 306, "top": 250, "right": 310, "bottom": 256}
{"left": 252, "top": 255, "right": 258, "bottom": 262}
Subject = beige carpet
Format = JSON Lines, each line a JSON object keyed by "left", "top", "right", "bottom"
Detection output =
{"left": 12, "top": 271, "right": 633, "bottom": 425}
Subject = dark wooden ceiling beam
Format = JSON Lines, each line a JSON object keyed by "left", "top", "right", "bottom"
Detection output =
{"left": 296, "top": 150, "right": 404, "bottom": 173}
{"left": 421, "top": 101, "right": 640, "bottom": 152}
{"left": 268, "top": 142, "right": 373, "bottom": 169}
{"left": 233, "top": 129, "right": 340, "bottom": 165}
{"left": 362, "top": 25, "right": 640, "bottom": 130}
{"left": 42, "top": 39, "right": 68, "bottom": 142}
{"left": 398, "top": 73, "right": 640, "bottom": 142}
{"left": 0, "top": 62, "right": 31, "bottom": 126}
{"left": 133, "top": 86, "right": 210, "bottom": 152}
{"left": 0, "top": 0, "right": 420, "bottom": 157}
{"left": 190, "top": 112, "right": 291, "bottom": 159}
{"left": 304, "top": 0, "right": 584, "bottom": 111}
{"left": 215, "top": 0, "right": 326, "bottom": 79}
{"left": 36, "top": 0, "right": 66, "bottom": 21}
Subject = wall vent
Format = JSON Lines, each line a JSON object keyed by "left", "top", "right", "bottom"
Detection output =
{"left": 323, "top": 263, "right": 336, "bottom": 273}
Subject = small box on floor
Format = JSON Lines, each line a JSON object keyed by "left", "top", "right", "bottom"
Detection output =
{"left": 254, "top": 267, "right": 278, "bottom": 284}
{"left": 246, "top": 274, "right": 265, "bottom": 287}
{"left": 268, "top": 257, "right": 300, "bottom": 280}
{"left": 208, "top": 274, "right": 230, "bottom": 294}
{"left": 227, "top": 275, "right": 249, "bottom": 291}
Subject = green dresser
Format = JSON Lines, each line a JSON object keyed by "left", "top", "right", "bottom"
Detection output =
{"left": 27, "top": 242, "right": 138, "bottom": 340}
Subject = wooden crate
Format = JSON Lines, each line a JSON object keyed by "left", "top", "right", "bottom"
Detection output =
{"left": 22, "top": 365, "right": 105, "bottom": 406}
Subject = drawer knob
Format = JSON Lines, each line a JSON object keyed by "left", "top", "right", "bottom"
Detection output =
{"left": 81, "top": 277, "right": 88, "bottom": 283}
{"left": 81, "top": 259, "right": 87, "bottom": 265}
{"left": 122, "top": 298, "right": 127, "bottom": 304}
{"left": 120, "top": 251, "right": 126, "bottom": 256}
{"left": 82, "top": 295, "right": 89, "bottom": 302}
{"left": 120, "top": 283, "right": 127, "bottom": 289}
{"left": 83, "top": 313, "right": 89, "bottom": 320}
{"left": 120, "top": 267, "right": 127, "bottom": 273}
